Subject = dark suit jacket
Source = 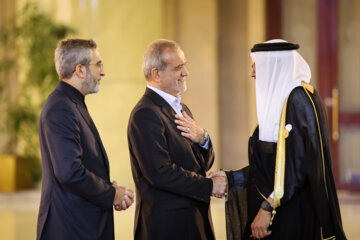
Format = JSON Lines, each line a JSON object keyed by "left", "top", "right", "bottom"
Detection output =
{"left": 37, "top": 81, "right": 115, "bottom": 240}
{"left": 127, "top": 88, "right": 215, "bottom": 240}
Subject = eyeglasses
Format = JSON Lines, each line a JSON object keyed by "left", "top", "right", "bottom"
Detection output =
{"left": 72, "top": 61, "right": 104, "bottom": 73}
{"left": 88, "top": 62, "right": 104, "bottom": 69}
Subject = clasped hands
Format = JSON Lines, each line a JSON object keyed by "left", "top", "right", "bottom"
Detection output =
{"left": 112, "top": 181, "right": 134, "bottom": 211}
{"left": 207, "top": 171, "right": 227, "bottom": 198}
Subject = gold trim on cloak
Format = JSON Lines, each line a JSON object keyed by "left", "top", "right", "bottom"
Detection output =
{"left": 272, "top": 81, "right": 328, "bottom": 224}
{"left": 273, "top": 95, "right": 289, "bottom": 209}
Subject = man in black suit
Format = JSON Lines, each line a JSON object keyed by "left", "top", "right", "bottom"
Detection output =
{"left": 37, "top": 38, "right": 134, "bottom": 240}
{"left": 127, "top": 39, "right": 227, "bottom": 240}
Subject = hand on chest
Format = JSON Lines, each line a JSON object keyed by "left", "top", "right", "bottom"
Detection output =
{"left": 162, "top": 118, "right": 204, "bottom": 171}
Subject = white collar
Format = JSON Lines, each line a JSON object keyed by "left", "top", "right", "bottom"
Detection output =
{"left": 147, "top": 85, "right": 182, "bottom": 115}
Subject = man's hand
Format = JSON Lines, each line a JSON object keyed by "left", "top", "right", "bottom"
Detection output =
{"left": 112, "top": 181, "right": 134, "bottom": 211}
{"left": 207, "top": 171, "right": 226, "bottom": 198}
{"left": 211, "top": 176, "right": 227, "bottom": 198}
{"left": 207, "top": 171, "right": 226, "bottom": 178}
{"left": 174, "top": 111, "right": 205, "bottom": 144}
{"left": 251, "top": 199, "right": 273, "bottom": 239}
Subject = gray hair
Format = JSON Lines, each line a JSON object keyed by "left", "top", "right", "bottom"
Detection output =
{"left": 54, "top": 38, "right": 97, "bottom": 79}
{"left": 142, "top": 39, "right": 180, "bottom": 80}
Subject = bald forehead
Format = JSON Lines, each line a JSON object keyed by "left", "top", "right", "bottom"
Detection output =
{"left": 162, "top": 48, "right": 186, "bottom": 64}
{"left": 163, "top": 47, "right": 183, "bottom": 57}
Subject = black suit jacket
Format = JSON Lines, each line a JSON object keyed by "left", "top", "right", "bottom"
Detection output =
{"left": 127, "top": 88, "right": 215, "bottom": 240}
{"left": 37, "top": 81, "right": 115, "bottom": 240}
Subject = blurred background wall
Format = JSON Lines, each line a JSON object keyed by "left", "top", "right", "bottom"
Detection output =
{"left": 0, "top": 0, "right": 360, "bottom": 239}
{"left": 0, "top": 0, "right": 266, "bottom": 189}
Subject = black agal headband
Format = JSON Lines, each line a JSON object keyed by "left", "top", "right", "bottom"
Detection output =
{"left": 251, "top": 42, "right": 299, "bottom": 52}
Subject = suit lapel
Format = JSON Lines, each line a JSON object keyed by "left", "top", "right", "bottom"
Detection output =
{"left": 145, "top": 88, "right": 207, "bottom": 173}
{"left": 75, "top": 103, "right": 110, "bottom": 174}
{"left": 145, "top": 88, "right": 177, "bottom": 122}
{"left": 191, "top": 143, "right": 207, "bottom": 174}
{"left": 161, "top": 103, "right": 177, "bottom": 123}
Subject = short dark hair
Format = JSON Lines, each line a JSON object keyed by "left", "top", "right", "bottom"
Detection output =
{"left": 54, "top": 38, "right": 97, "bottom": 79}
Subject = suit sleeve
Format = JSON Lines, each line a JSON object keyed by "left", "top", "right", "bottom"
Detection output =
{"left": 128, "top": 107, "right": 213, "bottom": 203}
{"left": 41, "top": 102, "right": 115, "bottom": 210}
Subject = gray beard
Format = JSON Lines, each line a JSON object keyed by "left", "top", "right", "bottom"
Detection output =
{"left": 82, "top": 73, "right": 99, "bottom": 94}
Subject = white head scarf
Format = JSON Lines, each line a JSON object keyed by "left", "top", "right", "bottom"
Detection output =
{"left": 251, "top": 39, "right": 311, "bottom": 142}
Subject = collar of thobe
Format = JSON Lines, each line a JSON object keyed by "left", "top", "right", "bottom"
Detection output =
{"left": 147, "top": 85, "right": 183, "bottom": 116}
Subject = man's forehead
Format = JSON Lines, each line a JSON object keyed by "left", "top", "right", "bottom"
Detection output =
{"left": 163, "top": 48, "right": 186, "bottom": 63}
{"left": 91, "top": 48, "right": 101, "bottom": 60}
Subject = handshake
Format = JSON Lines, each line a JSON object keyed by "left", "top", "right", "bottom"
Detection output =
{"left": 112, "top": 181, "right": 134, "bottom": 211}
{"left": 208, "top": 171, "right": 227, "bottom": 198}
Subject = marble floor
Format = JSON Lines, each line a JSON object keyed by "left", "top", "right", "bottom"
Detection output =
{"left": 0, "top": 190, "right": 359, "bottom": 240}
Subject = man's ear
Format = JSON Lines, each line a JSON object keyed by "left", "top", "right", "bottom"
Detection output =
{"left": 74, "top": 64, "right": 87, "bottom": 79}
{"left": 150, "top": 68, "right": 160, "bottom": 82}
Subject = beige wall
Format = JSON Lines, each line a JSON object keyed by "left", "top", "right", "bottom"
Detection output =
{"left": 218, "top": 0, "right": 265, "bottom": 170}
{"left": 247, "top": 0, "right": 266, "bottom": 131}
{"left": 282, "top": 0, "right": 317, "bottom": 87}
{"left": 174, "top": 0, "right": 220, "bottom": 170}
{"left": 339, "top": 0, "right": 360, "bottom": 112}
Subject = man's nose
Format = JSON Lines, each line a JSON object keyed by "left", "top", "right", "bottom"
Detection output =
{"left": 182, "top": 67, "right": 189, "bottom": 76}
{"left": 249, "top": 69, "right": 255, "bottom": 78}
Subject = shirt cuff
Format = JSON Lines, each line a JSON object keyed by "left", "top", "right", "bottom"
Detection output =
{"left": 199, "top": 137, "right": 210, "bottom": 149}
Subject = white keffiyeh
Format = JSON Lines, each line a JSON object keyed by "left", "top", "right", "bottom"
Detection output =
{"left": 251, "top": 39, "right": 311, "bottom": 142}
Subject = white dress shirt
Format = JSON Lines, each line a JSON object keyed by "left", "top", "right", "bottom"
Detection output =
{"left": 147, "top": 85, "right": 183, "bottom": 116}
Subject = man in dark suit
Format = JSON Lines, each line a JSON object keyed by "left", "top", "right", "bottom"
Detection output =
{"left": 37, "top": 38, "right": 134, "bottom": 240}
{"left": 127, "top": 39, "right": 227, "bottom": 240}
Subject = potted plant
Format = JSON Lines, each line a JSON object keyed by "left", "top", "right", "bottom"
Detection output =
{"left": 0, "top": 2, "right": 74, "bottom": 191}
